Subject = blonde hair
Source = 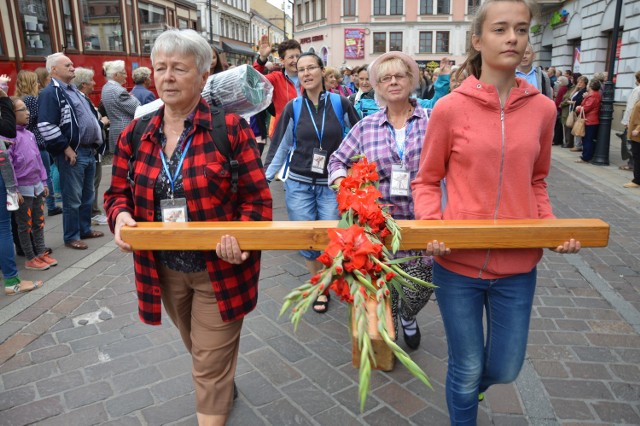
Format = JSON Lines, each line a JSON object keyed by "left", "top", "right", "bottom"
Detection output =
{"left": 15, "top": 70, "right": 39, "bottom": 97}
{"left": 35, "top": 67, "right": 49, "bottom": 91}
{"left": 460, "top": 0, "right": 537, "bottom": 79}
{"left": 374, "top": 57, "right": 415, "bottom": 88}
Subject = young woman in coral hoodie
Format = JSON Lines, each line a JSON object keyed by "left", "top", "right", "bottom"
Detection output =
{"left": 411, "top": 0, "right": 580, "bottom": 423}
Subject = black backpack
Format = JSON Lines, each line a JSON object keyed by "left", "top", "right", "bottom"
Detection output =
{"left": 128, "top": 105, "right": 239, "bottom": 193}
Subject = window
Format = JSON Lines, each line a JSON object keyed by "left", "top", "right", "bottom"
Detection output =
{"left": 389, "top": 32, "right": 402, "bottom": 51}
{"left": 374, "top": 0, "right": 386, "bottom": 15}
{"left": 390, "top": 0, "right": 402, "bottom": 15}
{"left": 467, "top": 0, "right": 480, "bottom": 14}
{"left": 437, "top": 0, "right": 450, "bottom": 15}
{"left": 297, "top": 4, "right": 302, "bottom": 25}
{"left": 80, "top": 0, "right": 124, "bottom": 52}
{"left": 139, "top": 2, "right": 166, "bottom": 54}
{"left": 436, "top": 31, "right": 449, "bottom": 53}
{"left": 178, "top": 18, "right": 188, "bottom": 29}
{"left": 419, "top": 31, "right": 432, "bottom": 53}
{"left": 344, "top": 0, "right": 355, "bottom": 16}
{"left": 311, "top": 0, "right": 316, "bottom": 21}
{"left": 305, "top": 1, "right": 309, "bottom": 23}
{"left": 61, "top": 0, "right": 78, "bottom": 51}
{"left": 321, "top": 0, "right": 326, "bottom": 19}
{"left": 19, "top": 0, "right": 53, "bottom": 55}
{"left": 420, "top": 0, "right": 433, "bottom": 15}
{"left": 126, "top": 0, "right": 138, "bottom": 53}
{"left": 373, "top": 32, "right": 386, "bottom": 53}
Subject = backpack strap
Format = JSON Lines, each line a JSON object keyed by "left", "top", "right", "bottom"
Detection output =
{"left": 209, "top": 106, "right": 238, "bottom": 194}
{"left": 127, "top": 112, "right": 154, "bottom": 186}
{"left": 328, "top": 92, "right": 344, "bottom": 131}
{"left": 291, "top": 97, "right": 303, "bottom": 150}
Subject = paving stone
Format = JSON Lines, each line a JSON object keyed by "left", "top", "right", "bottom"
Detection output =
{"left": 592, "top": 401, "right": 640, "bottom": 424}
{"left": 535, "top": 307, "right": 564, "bottom": 318}
{"left": 571, "top": 346, "right": 618, "bottom": 362}
{"left": 526, "top": 344, "right": 575, "bottom": 361}
{"left": 245, "top": 347, "right": 302, "bottom": 386}
{"left": 485, "top": 383, "right": 522, "bottom": 415}
{"left": 280, "top": 378, "right": 336, "bottom": 416}
{"left": 258, "top": 397, "right": 316, "bottom": 425}
{"left": 554, "top": 319, "right": 591, "bottom": 332}
{"left": 0, "top": 321, "right": 27, "bottom": 345}
{"left": 610, "top": 382, "right": 640, "bottom": 402}
{"left": 136, "top": 344, "right": 179, "bottom": 367}
{"left": 30, "top": 344, "right": 72, "bottom": 364}
{"left": 33, "top": 402, "right": 109, "bottom": 426}
{"left": 140, "top": 393, "right": 196, "bottom": 425}
{"left": 64, "top": 381, "right": 114, "bottom": 409}
{"left": 546, "top": 331, "right": 589, "bottom": 345}
{"left": 243, "top": 315, "right": 284, "bottom": 340}
{"left": 0, "top": 385, "right": 36, "bottom": 411}
{"left": 101, "top": 335, "right": 153, "bottom": 359}
{"left": 0, "top": 334, "right": 37, "bottom": 365}
{"left": 57, "top": 348, "right": 100, "bottom": 373}
{"left": 2, "top": 360, "right": 58, "bottom": 389}
{"left": 550, "top": 398, "right": 595, "bottom": 420}
{"left": 265, "top": 334, "right": 312, "bottom": 363}
{"left": 235, "top": 370, "right": 282, "bottom": 406}
{"left": 68, "top": 329, "right": 123, "bottom": 352}
{"left": 84, "top": 354, "right": 139, "bottom": 382}
{"left": 22, "top": 334, "right": 57, "bottom": 352}
{"left": 0, "top": 353, "right": 31, "bottom": 374}
{"left": 542, "top": 379, "right": 613, "bottom": 400}
{"left": 410, "top": 405, "right": 450, "bottom": 426}
{"left": 313, "top": 405, "right": 363, "bottom": 426}
{"left": 36, "top": 370, "right": 84, "bottom": 397}
{"left": 156, "top": 352, "right": 191, "bottom": 379}
{"left": 226, "top": 397, "right": 268, "bottom": 425}
{"left": 149, "top": 373, "right": 194, "bottom": 403}
{"left": 105, "top": 388, "right": 154, "bottom": 417}
{"left": 333, "top": 385, "right": 380, "bottom": 416}
{"left": 303, "top": 336, "right": 352, "bottom": 367}
{"left": 373, "top": 382, "right": 427, "bottom": 417}
{"left": 295, "top": 357, "right": 352, "bottom": 394}
{"left": 1, "top": 395, "right": 64, "bottom": 425}
{"left": 565, "top": 362, "right": 612, "bottom": 380}
{"left": 54, "top": 323, "right": 99, "bottom": 344}
{"left": 490, "top": 415, "right": 529, "bottom": 426}
{"left": 112, "top": 365, "right": 162, "bottom": 393}
{"left": 610, "top": 364, "right": 640, "bottom": 382}
{"left": 531, "top": 360, "right": 569, "bottom": 378}
{"left": 586, "top": 333, "right": 640, "bottom": 348}
{"left": 361, "top": 405, "right": 412, "bottom": 425}
{"left": 13, "top": 305, "right": 49, "bottom": 322}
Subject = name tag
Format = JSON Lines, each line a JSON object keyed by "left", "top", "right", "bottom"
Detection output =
{"left": 311, "top": 148, "right": 328, "bottom": 174}
{"left": 160, "top": 198, "right": 188, "bottom": 222}
{"left": 390, "top": 164, "right": 410, "bottom": 197}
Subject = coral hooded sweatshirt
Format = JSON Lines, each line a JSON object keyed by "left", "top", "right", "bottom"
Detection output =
{"left": 412, "top": 76, "right": 557, "bottom": 279}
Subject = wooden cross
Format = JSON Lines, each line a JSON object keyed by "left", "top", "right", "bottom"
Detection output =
{"left": 120, "top": 219, "right": 609, "bottom": 251}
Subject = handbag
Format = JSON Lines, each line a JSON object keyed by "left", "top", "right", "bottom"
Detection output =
{"left": 571, "top": 109, "right": 586, "bottom": 137}
{"left": 565, "top": 110, "right": 576, "bottom": 128}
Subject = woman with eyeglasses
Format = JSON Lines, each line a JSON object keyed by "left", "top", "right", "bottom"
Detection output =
{"left": 101, "top": 60, "right": 140, "bottom": 153}
{"left": 328, "top": 51, "right": 439, "bottom": 350}
{"left": 266, "top": 52, "right": 360, "bottom": 313}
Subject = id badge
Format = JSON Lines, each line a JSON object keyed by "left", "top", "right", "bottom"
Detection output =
{"left": 311, "top": 148, "right": 328, "bottom": 174}
{"left": 390, "top": 164, "right": 410, "bottom": 197}
{"left": 160, "top": 197, "right": 188, "bottom": 222}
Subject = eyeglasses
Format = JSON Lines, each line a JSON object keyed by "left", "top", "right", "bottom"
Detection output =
{"left": 379, "top": 73, "right": 408, "bottom": 84}
{"left": 297, "top": 65, "right": 321, "bottom": 74}
{"left": 15, "top": 108, "right": 28, "bottom": 112}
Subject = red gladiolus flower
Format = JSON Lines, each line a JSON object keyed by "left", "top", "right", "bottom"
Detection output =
{"left": 385, "top": 272, "right": 396, "bottom": 281}
{"left": 330, "top": 277, "right": 353, "bottom": 303}
{"left": 325, "top": 225, "right": 382, "bottom": 273}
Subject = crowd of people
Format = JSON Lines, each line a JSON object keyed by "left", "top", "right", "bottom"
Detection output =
{"left": 1, "top": 3, "right": 638, "bottom": 422}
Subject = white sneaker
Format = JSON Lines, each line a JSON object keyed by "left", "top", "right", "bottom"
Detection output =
{"left": 6, "top": 191, "right": 19, "bottom": 211}
{"left": 91, "top": 214, "right": 108, "bottom": 225}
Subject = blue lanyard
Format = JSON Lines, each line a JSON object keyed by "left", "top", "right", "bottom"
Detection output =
{"left": 386, "top": 119, "right": 414, "bottom": 162}
{"left": 160, "top": 135, "right": 193, "bottom": 197}
{"left": 304, "top": 95, "right": 328, "bottom": 148}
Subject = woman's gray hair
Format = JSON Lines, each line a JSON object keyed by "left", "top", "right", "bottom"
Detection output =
{"left": 557, "top": 76, "right": 569, "bottom": 87}
{"left": 72, "top": 67, "right": 95, "bottom": 88}
{"left": 132, "top": 67, "right": 152, "bottom": 84}
{"left": 151, "top": 29, "right": 212, "bottom": 75}
{"left": 103, "top": 60, "right": 125, "bottom": 79}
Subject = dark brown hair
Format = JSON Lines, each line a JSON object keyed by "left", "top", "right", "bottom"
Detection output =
{"left": 277, "top": 39, "right": 301, "bottom": 60}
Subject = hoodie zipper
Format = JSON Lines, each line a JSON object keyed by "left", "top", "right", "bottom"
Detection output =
{"left": 479, "top": 97, "right": 507, "bottom": 278}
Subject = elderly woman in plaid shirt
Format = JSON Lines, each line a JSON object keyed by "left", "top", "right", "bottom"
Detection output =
{"left": 104, "top": 29, "right": 272, "bottom": 425}
{"left": 328, "top": 51, "right": 449, "bottom": 351}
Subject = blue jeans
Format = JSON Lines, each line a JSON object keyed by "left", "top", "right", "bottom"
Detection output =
{"left": 433, "top": 262, "right": 537, "bottom": 426}
{"left": 56, "top": 146, "right": 96, "bottom": 243}
{"left": 284, "top": 179, "right": 339, "bottom": 260}
{"left": 39, "top": 149, "right": 57, "bottom": 210}
{"left": 0, "top": 174, "right": 18, "bottom": 280}
{"left": 580, "top": 124, "right": 598, "bottom": 161}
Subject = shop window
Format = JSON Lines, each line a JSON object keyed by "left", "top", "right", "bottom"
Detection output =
{"left": 436, "top": 31, "right": 449, "bottom": 53}
{"left": 60, "top": 0, "right": 78, "bottom": 51}
{"left": 19, "top": 0, "right": 54, "bottom": 56}
{"left": 390, "top": 32, "right": 402, "bottom": 51}
{"left": 373, "top": 32, "right": 386, "bottom": 53}
{"left": 139, "top": 2, "right": 166, "bottom": 55}
{"left": 79, "top": 0, "right": 124, "bottom": 52}
{"left": 419, "top": 31, "right": 433, "bottom": 53}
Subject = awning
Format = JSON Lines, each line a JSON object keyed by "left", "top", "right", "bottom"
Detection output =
{"left": 222, "top": 41, "right": 256, "bottom": 57}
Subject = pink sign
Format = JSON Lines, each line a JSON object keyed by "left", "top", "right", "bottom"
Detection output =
{"left": 344, "top": 29, "right": 365, "bottom": 60}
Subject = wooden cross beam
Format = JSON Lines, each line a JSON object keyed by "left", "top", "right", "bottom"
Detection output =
{"left": 120, "top": 219, "right": 609, "bottom": 251}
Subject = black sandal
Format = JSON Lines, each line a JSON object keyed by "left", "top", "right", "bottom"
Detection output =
{"left": 312, "top": 293, "right": 330, "bottom": 314}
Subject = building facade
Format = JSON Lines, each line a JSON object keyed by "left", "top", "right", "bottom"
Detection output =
{"left": 292, "top": 0, "right": 474, "bottom": 69}
{"left": 531, "top": 0, "right": 638, "bottom": 122}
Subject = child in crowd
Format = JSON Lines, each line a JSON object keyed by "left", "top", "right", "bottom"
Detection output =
{"left": 8, "top": 97, "right": 57, "bottom": 270}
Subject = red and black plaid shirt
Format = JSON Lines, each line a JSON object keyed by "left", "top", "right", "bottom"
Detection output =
{"left": 105, "top": 98, "right": 272, "bottom": 325}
